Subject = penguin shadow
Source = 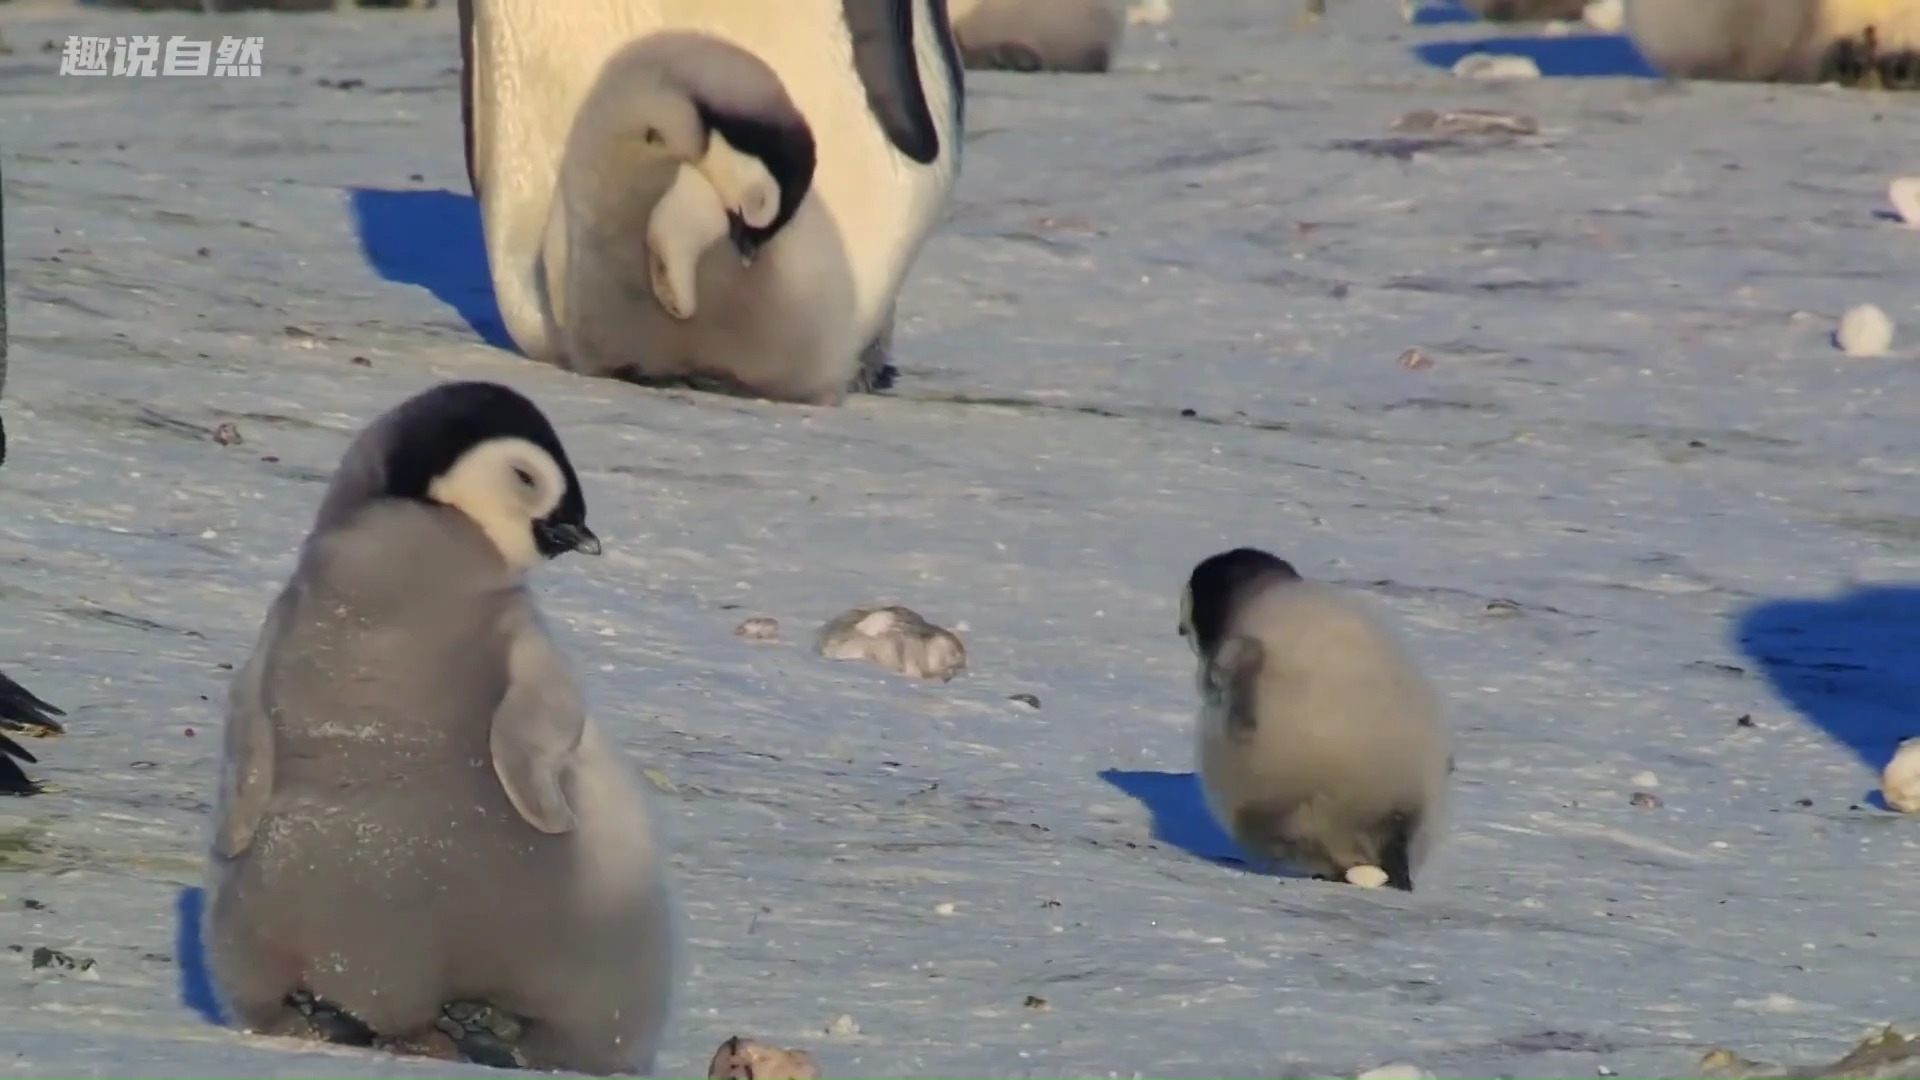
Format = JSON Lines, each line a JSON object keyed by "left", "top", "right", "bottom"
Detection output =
{"left": 1405, "top": 0, "right": 1483, "bottom": 26}
{"left": 1098, "top": 768, "right": 1313, "bottom": 879}
{"left": 174, "top": 885, "right": 226, "bottom": 1025}
{"left": 1735, "top": 584, "right": 1920, "bottom": 806}
{"left": 1411, "top": 33, "right": 1661, "bottom": 78}
{"left": 348, "top": 186, "right": 513, "bottom": 352}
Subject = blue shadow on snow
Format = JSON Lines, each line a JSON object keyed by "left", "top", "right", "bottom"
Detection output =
{"left": 348, "top": 186, "right": 513, "bottom": 351}
{"left": 1735, "top": 585, "right": 1920, "bottom": 778}
{"left": 1407, "top": 1, "right": 1482, "bottom": 25}
{"left": 1411, "top": 33, "right": 1661, "bottom": 79}
{"left": 175, "top": 886, "right": 225, "bottom": 1025}
{"left": 1099, "top": 768, "right": 1248, "bottom": 867}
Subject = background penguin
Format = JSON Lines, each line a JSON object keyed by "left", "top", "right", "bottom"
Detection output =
{"left": 1457, "top": 0, "right": 1590, "bottom": 21}
{"left": 202, "top": 381, "right": 677, "bottom": 1076}
{"left": 1178, "top": 548, "right": 1452, "bottom": 891}
{"left": 459, "top": 0, "right": 964, "bottom": 404}
{"left": 948, "top": 0, "right": 1126, "bottom": 73}
{"left": 1625, "top": 0, "right": 1920, "bottom": 87}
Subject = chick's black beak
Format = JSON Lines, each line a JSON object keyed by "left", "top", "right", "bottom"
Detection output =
{"left": 533, "top": 520, "right": 602, "bottom": 559}
{"left": 727, "top": 211, "right": 762, "bottom": 264}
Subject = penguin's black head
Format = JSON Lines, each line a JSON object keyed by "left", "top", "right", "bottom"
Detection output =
{"left": 1180, "top": 547, "right": 1302, "bottom": 658}
{"left": 695, "top": 102, "right": 818, "bottom": 262}
{"left": 379, "top": 381, "right": 599, "bottom": 568}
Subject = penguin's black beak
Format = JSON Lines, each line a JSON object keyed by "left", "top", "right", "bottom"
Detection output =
{"left": 533, "top": 521, "right": 602, "bottom": 559}
{"left": 727, "top": 211, "right": 762, "bottom": 264}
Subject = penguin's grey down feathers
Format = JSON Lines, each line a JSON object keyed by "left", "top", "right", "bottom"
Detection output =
{"left": 1191, "top": 577, "right": 1450, "bottom": 890}
{"left": 203, "top": 389, "right": 675, "bottom": 1076}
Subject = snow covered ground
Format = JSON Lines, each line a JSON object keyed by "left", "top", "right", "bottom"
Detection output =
{"left": 2, "top": 0, "right": 1919, "bottom": 1076}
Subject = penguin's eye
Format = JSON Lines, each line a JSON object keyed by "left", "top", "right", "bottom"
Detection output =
{"left": 513, "top": 467, "right": 537, "bottom": 489}
{"left": 643, "top": 127, "right": 664, "bottom": 146}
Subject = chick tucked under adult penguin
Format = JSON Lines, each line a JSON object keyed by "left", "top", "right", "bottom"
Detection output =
{"left": 1178, "top": 548, "right": 1451, "bottom": 891}
{"left": 947, "top": 0, "right": 1126, "bottom": 73}
{"left": 202, "top": 381, "right": 677, "bottom": 1076}
{"left": 1625, "top": 0, "right": 1920, "bottom": 88}
{"left": 460, "top": 0, "right": 964, "bottom": 404}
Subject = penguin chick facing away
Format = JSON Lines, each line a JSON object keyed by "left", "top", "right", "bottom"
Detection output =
{"left": 1625, "top": 0, "right": 1920, "bottom": 88}
{"left": 202, "top": 381, "right": 677, "bottom": 1076}
{"left": 948, "top": 0, "right": 1127, "bottom": 73}
{"left": 1179, "top": 548, "right": 1451, "bottom": 891}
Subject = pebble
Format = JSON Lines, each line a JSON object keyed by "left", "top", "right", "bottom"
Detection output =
{"left": 734, "top": 616, "right": 781, "bottom": 642}
{"left": 1358, "top": 1064, "right": 1436, "bottom": 1080}
{"left": 213, "top": 422, "right": 243, "bottom": 446}
{"left": 1890, "top": 177, "right": 1920, "bottom": 226}
{"left": 1881, "top": 736, "right": 1920, "bottom": 813}
{"left": 1399, "top": 348, "right": 1434, "bottom": 371}
{"left": 1836, "top": 304, "right": 1894, "bottom": 357}
{"left": 1451, "top": 53, "right": 1543, "bottom": 80}
{"left": 826, "top": 1014, "right": 860, "bottom": 1036}
{"left": 1630, "top": 791, "right": 1663, "bottom": 809}
{"left": 1008, "top": 693, "right": 1042, "bottom": 711}
{"left": 1345, "top": 865, "right": 1390, "bottom": 888}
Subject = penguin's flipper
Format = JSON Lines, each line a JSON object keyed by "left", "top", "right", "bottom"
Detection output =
{"left": 1205, "top": 635, "right": 1266, "bottom": 741}
{"left": 0, "top": 670, "right": 65, "bottom": 737}
{"left": 842, "top": 0, "right": 949, "bottom": 164}
{"left": 0, "top": 732, "right": 40, "bottom": 797}
{"left": 1373, "top": 808, "right": 1421, "bottom": 892}
{"left": 213, "top": 601, "right": 285, "bottom": 859}
{"left": 489, "top": 623, "right": 586, "bottom": 836}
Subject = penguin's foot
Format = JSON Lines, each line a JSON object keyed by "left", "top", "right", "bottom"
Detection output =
{"left": 846, "top": 357, "right": 899, "bottom": 396}
{"left": 0, "top": 680, "right": 67, "bottom": 738}
{"left": 283, "top": 989, "right": 377, "bottom": 1046}
{"left": 435, "top": 1001, "right": 532, "bottom": 1070}
{"left": 1817, "top": 27, "right": 1920, "bottom": 89}
{"left": 1878, "top": 48, "right": 1920, "bottom": 90}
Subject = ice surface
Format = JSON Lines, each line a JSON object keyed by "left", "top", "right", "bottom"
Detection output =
{"left": 0, "top": 0, "right": 1918, "bottom": 1077}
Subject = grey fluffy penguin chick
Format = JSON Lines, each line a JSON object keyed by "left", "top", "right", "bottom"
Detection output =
{"left": 1179, "top": 548, "right": 1451, "bottom": 891}
{"left": 948, "top": 0, "right": 1126, "bottom": 72}
{"left": 202, "top": 381, "right": 677, "bottom": 1076}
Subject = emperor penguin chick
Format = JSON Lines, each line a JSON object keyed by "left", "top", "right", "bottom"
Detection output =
{"left": 1624, "top": 0, "right": 1920, "bottom": 88}
{"left": 202, "top": 381, "right": 677, "bottom": 1076}
{"left": 1178, "top": 548, "right": 1451, "bottom": 891}
{"left": 948, "top": 0, "right": 1127, "bottom": 73}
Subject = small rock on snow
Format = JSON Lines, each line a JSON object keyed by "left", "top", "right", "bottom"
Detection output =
{"left": 1451, "top": 53, "right": 1543, "bottom": 80}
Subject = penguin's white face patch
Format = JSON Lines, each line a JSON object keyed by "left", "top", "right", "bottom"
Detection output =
{"left": 696, "top": 131, "right": 780, "bottom": 231}
{"left": 428, "top": 437, "right": 568, "bottom": 572}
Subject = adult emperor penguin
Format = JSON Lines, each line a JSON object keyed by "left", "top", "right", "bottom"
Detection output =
{"left": 1178, "top": 548, "right": 1451, "bottom": 891}
{"left": 947, "top": 0, "right": 1126, "bottom": 73}
{"left": 459, "top": 0, "right": 964, "bottom": 405}
{"left": 202, "top": 381, "right": 677, "bottom": 1075}
{"left": 1625, "top": 0, "right": 1920, "bottom": 87}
